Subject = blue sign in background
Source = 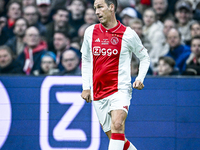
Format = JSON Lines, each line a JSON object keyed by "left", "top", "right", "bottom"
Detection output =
{"left": 0, "top": 76, "right": 200, "bottom": 150}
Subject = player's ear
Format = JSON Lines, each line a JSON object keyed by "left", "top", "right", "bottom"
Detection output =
{"left": 109, "top": 3, "right": 115, "bottom": 12}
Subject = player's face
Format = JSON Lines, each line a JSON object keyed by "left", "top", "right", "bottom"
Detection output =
{"left": 94, "top": 0, "right": 111, "bottom": 25}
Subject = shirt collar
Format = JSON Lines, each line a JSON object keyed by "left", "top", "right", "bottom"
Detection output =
{"left": 99, "top": 20, "right": 122, "bottom": 33}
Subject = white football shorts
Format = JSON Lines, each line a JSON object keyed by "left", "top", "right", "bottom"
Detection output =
{"left": 93, "top": 90, "right": 132, "bottom": 132}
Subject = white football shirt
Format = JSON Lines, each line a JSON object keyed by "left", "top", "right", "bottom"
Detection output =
{"left": 81, "top": 21, "right": 150, "bottom": 100}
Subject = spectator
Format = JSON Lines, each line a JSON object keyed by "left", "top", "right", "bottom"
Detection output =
{"left": 67, "top": 0, "right": 86, "bottom": 32}
{"left": 129, "top": 18, "right": 154, "bottom": 75}
{"left": 175, "top": 0, "right": 193, "bottom": 43}
{"left": 129, "top": 18, "right": 152, "bottom": 51}
{"left": 33, "top": 51, "right": 59, "bottom": 75}
{"left": 193, "top": 1, "right": 200, "bottom": 21}
{"left": 45, "top": 7, "right": 76, "bottom": 50}
{"left": 161, "top": 18, "right": 177, "bottom": 57}
{"left": 36, "top": 0, "right": 52, "bottom": 25}
{"left": 130, "top": 54, "right": 139, "bottom": 76}
{"left": 0, "top": 45, "right": 23, "bottom": 74}
{"left": 0, "top": 0, "right": 6, "bottom": 16}
{"left": 84, "top": 7, "right": 98, "bottom": 25}
{"left": 192, "top": 0, "right": 200, "bottom": 10}
{"left": 51, "top": 0, "right": 67, "bottom": 10}
{"left": 118, "top": 0, "right": 135, "bottom": 8}
{"left": 163, "top": 18, "right": 176, "bottom": 38}
{"left": 78, "top": 23, "right": 90, "bottom": 45}
{"left": 166, "top": 28, "right": 191, "bottom": 73}
{"left": 186, "top": 21, "right": 200, "bottom": 46}
{"left": 4, "top": 1, "right": 22, "bottom": 38}
{"left": 5, "top": 18, "right": 28, "bottom": 57}
{"left": 143, "top": 8, "right": 165, "bottom": 71}
{"left": 70, "top": 37, "right": 81, "bottom": 50}
{"left": 23, "top": 5, "right": 46, "bottom": 36}
{"left": 7, "top": 1, "right": 22, "bottom": 28}
{"left": 17, "top": 26, "right": 47, "bottom": 75}
{"left": 152, "top": 0, "right": 174, "bottom": 22}
{"left": 22, "top": 0, "right": 36, "bottom": 8}
{"left": 60, "top": 49, "right": 81, "bottom": 75}
{"left": 120, "top": 7, "right": 139, "bottom": 26}
{"left": 0, "top": 16, "right": 6, "bottom": 29}
{"left": 135, "top": 0, "right": 152, "bottom": 15}
{"left": 190, "top": 21, "right": 200, "bottom": 39}
{"left": 167, "top": 0, "right": 178, "bottom": 15}
{"left": 157, "top": 56, "right": 179, "bottom": 76}
{"left": 183, "top": 36, "right": 200, "bottom": 75}
{"left": 0, "top": 16, "right": 9, "bottom": 45}
{"left": 53, "top": 31, "right": 70, "bottom": 69}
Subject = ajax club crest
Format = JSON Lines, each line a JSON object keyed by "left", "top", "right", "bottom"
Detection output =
{"left": 111, "top": 37, "right": 119, "bottom": 45}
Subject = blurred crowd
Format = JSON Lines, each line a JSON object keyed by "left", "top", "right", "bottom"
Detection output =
{"left": 0, "top": 0, "right": 200, "bottom": 76}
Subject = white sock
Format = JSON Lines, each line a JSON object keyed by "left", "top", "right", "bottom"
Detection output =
{"left": 108, "top": 133, "right": 125, "bottom": 150}
{"left": 123, "top": 140, "right": 137, "bottom": 150}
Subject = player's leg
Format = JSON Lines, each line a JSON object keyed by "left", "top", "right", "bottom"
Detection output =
{"left": 108, "top": 89, "right": 137, "bottom": 150}
{"left": 108, "top": 109, "right": 127, "bottom": 150}
{"left": 106, "top": 130, "right": 137, "bottom": 150}
{"left": 105, "top": 130, "right": 111, "bottom": 139}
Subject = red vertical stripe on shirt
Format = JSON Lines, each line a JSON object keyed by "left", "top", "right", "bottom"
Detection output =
{"left": 91, "top": 22, "right": 126, "bottom": 100}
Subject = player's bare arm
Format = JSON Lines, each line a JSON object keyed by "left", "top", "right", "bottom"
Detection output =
{"left": 133, "top": 80, "right": 144, "bottom": 90}
{"left": 81, "top": 89, "right": 92, "bottom": 103}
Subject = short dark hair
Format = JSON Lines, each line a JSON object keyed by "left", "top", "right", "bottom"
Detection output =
{"left": 159, "top": 56, "right": 176, "bottom": 68}
{"left": 54, "top": 31, "right": 69, "bottom": 39}
{"left": 7, "top": 1, "right": 22, "bottom": 11}
{"left": 70, "top": 0, "right": 87, "bottom": 8}
{"left": 54, "top": 7, "right": 68, "bottom": 15}
{"left": 104, "top": 0, "right": 118, "bottom": 12}
{"left": 144, "top": 8, "right": 157, "bottom": 21}
{"left": 190, "top": 21, "right": 200, "bottom": 30}
{"left": 129, "top": 18, "right": 143, "bottom": 27}
{"left": 191, "top": 36, "right": 200, "bottom": 43}
{"left": 14, "top": 17, "right": 28, "bottom": 29}
{"left": 0, "top": 45, "right": 14, "bottom": 59}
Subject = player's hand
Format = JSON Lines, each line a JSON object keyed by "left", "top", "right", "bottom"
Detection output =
{"left": 133, "top": 80, "right": 144, "bottom": 90}
{"left": 81, "top": 90, "right": 92, "bottom": 103}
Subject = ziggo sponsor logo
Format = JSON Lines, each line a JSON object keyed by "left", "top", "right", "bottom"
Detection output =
{"left": 93, "top": 46, "right": 118, "bottom": 56}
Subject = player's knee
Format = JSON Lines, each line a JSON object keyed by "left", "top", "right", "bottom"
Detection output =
{"left": 111, "top": 122, "right": 124, "bottom": 132}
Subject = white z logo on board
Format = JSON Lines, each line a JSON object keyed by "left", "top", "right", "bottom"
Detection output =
{"left": 39, "top": 76, "right": 100, "bottom": 150}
